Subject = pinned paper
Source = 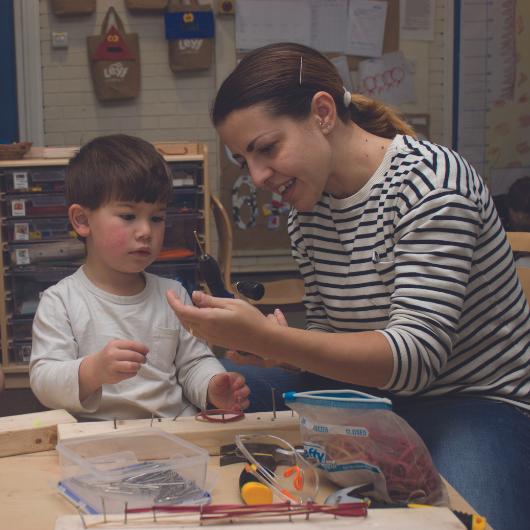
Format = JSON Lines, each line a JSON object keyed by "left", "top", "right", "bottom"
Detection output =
{"left": 346, "top": 0, "right": 388, "bottom": 57}
{"left": 358, "top": 51, "right": 416, "bottom": 105}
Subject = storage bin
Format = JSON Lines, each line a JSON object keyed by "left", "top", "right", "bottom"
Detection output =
{"left": 6, "top": 194, "right": 68, "bottom": 218}
{"left": 168, "top": 161, "right": 203, "bottom": 187}
{"left": 10, "top": 266, "right": 76, "bottom": 316}
{"left": 56, "top": 429, "right": 209, "bottom": 513}
{"left": 9, "top": 318, "right": 33, "bottom": 342}
{"left": 169, "top": 188, "right": 201, "bottom": 213}
{"left": 5, "top": 217, "right": 76, "bottom": 243}
{"left": 11, "top": 341, "right": 32, "bottom": 364}
{"left": 162, "top": 213, "right": 200, "bottom": 254}
{"left": 9, "top": 240, "right": 85, "bottom": 266}
{"left": 1, "top": 166, "right": 66, "bottom": 193}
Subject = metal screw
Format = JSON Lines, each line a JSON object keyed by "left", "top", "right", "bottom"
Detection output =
{"left": 101, "top": 497, "right": 107, "bottom": 523}
{"left": 271, "top": 387, "right": 277, "bottom": 420}
{"left": 76, "top": 507, "right": 87, "bottom": 529}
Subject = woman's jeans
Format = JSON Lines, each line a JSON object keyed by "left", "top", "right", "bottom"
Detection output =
{"left": 221, "top": 359, "right": 530, "bottom": 530}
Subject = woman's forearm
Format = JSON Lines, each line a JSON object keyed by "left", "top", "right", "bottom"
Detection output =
{"left": 254, "top": 324, "right": 394, "bottom": 387}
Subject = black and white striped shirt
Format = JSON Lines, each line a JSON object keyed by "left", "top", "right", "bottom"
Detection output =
{"left": 288, "top": 135, "right": 530, "bottom": 409}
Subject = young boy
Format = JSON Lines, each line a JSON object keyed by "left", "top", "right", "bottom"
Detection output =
{"left": 29, "top": 134, "right": 249, "bottom": 420}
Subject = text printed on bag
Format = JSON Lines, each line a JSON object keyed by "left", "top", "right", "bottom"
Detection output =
{"left": 178, "top": 39, "right": 203, "bottom": 51}
{"left": 104, "top": 62, "right": 129, "bottom": 79}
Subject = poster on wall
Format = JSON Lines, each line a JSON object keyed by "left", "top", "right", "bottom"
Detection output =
{"left": 455, "top": 0, "right": 529, "bottom": 181}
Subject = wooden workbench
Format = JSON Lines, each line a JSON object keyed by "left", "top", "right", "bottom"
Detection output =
{"left": 0, "top": 411, "right": 490, "bottom": 530}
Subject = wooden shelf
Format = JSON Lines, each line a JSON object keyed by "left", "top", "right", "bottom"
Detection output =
{"left": 0, "top": 145, "right": 211, "bottom": 388}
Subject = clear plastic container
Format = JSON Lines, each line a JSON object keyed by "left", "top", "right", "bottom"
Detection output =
{"left": 1, "top": 166, "right": 66, "bottom": 193}
{"left": 168, "top": 188, "right": 201, "bottom": 213}
{"left": 56, "top": 429, "right": 210, "bottom": 514}
{"left": 7, "top": 194, "right": 68, "bottom": 218}
{"left": 9, "top": 317, "right": 33, "bottom": 342}
{"left": 10, "top": 266, "right": 77, "bottom": 316}
{"left": 167, "top": 161, "right": 203, "bottom": 187}
{"left": 162, "top": 213, "right": 200, "bottom": 254}
{"left": 11, "top": 341, "right": 32, "bottom": 364}
{"left": 5, "top": 217, "right": 75, "bottom": 243}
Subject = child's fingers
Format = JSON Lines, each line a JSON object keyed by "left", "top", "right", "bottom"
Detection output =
{"left": 112, "top": 339, "right": 149, "bottom": 356}
{"left": 227, "top": 371, "right": 245, "bottom": 388}
{"left": 236, "top": 396, "right": 250, "bottom": 410}
{"left": 116, "top": 360, "right": 144, "bottom": 374}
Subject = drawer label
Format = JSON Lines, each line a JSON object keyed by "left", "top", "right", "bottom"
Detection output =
{"left": 11, "top": 199, "right": 26, "bottom": 217}
{"left": 15, "top": 248, "right": 31, "bottom": 265}
{"left": 14, "top": 223, "right": 30, "bottom": 241}
{"left": 13, "top": 171, "right": 28, "bottom": 190}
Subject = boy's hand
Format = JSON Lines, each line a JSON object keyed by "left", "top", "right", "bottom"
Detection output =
{"left": 79, "top": 339, "right": 148, "bottom": 400}
{"left": 207, "top": 372, "right": 250, "bottom": 411}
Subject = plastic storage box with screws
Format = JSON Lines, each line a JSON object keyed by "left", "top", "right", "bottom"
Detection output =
{"left": 56, "top": 428, "right": 210, "bottom": 514}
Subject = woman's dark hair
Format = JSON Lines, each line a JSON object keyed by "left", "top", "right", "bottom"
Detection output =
{"left": 212, "top": 42, "right": 414, "bottom": 139}
{"left": 66, "top": 134, "right": 173, "bottom": 209}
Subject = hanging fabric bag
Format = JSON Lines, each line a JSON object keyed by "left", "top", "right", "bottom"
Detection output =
{"left": 87, "top": 7, "right": 141, "bottom": 101}
{"left": 50, "top": 0, "right": 95, "bottom": 16}
{"left": 165, "top": 0, "right": 215, "bottom": 72}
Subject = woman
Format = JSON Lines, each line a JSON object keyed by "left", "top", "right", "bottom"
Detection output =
{"left": 167, "top": 43, "right": 530, "bottom": 530}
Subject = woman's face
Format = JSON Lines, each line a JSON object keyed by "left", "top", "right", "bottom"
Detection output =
{"left": 217, "top": 104, "right": 332, "bottom": 212}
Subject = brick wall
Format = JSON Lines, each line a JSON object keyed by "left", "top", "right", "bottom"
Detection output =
{"left": 39, "top": 0, "right": 218, "bottom": 183}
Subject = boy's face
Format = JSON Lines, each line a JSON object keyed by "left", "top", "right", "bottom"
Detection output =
{"left": 80, "top": 200, "right": 167, "bottom": 276}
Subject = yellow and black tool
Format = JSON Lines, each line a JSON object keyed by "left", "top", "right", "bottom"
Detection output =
{"left": 220, "top": 442, "right": 304, "bottom": 505}
{"left": 239, "top": 463, "right": 273, "bottom": 505}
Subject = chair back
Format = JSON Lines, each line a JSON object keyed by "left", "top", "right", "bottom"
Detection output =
{"left": 506, "top": 231, "right": 530, "bottom": 303}
{"left": 210, "top": 194, "right": 304, "bottom": 306}
{"left": 210, "top": 194, "right": 233, "bottom": 292}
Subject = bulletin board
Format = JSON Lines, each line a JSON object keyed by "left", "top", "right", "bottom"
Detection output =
{"left": 219, "top": 0, "right": 446, "bottom": 256}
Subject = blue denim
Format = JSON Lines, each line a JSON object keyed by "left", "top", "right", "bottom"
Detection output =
{"left": 221, "top": 359, "right": 530, "bottom": 530}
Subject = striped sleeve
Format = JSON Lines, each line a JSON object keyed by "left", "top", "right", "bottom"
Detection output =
{"left": 380, "top": 189, "right": 481, "bottom": 392}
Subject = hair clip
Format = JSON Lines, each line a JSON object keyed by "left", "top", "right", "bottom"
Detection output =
{"left": 343, "top": 87, "right": 352, "bottom": 108}
{"left": 299, "top": 56, "right": 303, "bottom": 86}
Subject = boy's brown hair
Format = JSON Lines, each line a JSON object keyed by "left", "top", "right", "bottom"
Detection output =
{"left": 66, "top": 134, "right": 173, "bottom": 209}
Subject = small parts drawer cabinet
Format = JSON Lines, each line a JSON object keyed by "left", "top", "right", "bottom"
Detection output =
{"left": 0, "top": 146, "right": 211, "bottom": 388}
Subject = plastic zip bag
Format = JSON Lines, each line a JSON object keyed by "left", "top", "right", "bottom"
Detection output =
{"left": 284, "top": 389, "right": 448, "bottom": 506}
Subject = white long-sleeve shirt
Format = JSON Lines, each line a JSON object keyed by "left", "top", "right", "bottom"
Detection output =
{"left": 30, "top": 267, "right": 225, "bottom": 419}
{"left": 288, "top": 135, "right": 530, "bottom": 409}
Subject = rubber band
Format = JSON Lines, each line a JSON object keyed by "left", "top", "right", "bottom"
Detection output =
{"left": 195, "top": 408, "right": 245, "bottom": 423}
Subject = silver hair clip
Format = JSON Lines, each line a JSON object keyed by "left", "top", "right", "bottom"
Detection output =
{"left": 343, "top": 87, "right": 352, "bottom": 108}
{"left": 299, "top": 56, "right": 303, "bottom": 86}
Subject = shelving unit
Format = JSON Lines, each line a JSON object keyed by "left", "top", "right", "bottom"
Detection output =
{"left": 0, "top": 144, "right": 211, "bottom": 389}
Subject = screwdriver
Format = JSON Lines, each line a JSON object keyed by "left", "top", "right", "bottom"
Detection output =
{"left": 193, "top": 231, "right": 265, "bottom": 300}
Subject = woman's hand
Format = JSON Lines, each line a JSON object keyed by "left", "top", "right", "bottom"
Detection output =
{"left": 225, "top": 309, "right": 300, "bottom": 371}
{"left": 166, "top": 289, "right": 271, "bottom": 353}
